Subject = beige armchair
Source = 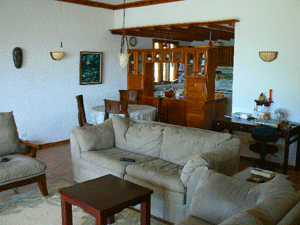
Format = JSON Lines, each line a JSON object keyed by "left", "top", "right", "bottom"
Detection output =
{"left": 0, "top": 111, "right": 48, "bottom": 196}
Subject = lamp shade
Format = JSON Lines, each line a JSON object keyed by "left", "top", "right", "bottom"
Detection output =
{"left": 259, "top": 51, "right": 278, "bottom": 62}
{"left": 50, "top": 51, "right": 65, "bottom": 61}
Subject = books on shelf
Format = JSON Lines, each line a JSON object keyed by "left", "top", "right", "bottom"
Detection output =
{"left": 251, "top": 167, "right": 276, "bottom": 179}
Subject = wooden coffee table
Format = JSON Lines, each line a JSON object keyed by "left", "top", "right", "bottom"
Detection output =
{"left": 59, "top": 174, "right": 153, "bottom": 225}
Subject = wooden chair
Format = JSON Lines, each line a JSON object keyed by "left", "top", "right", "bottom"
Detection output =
{"left": 0, "top": 111, "right": 49, "bottom": 196}
{"left": 156, "top": 97, "right": 168, "bottom": 123}
{"left": 104, "top": 99, "right": 130, "bottom": 121}
{"left": 75, "top": 95, "right": 90, "bottom": 127}
{"left": 119, "top": 90, "right": 139, "bottom": 104}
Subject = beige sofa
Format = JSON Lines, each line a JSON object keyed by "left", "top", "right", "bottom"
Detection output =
{"left": 176, "top": 169, "right": 300, "bottom": 225}
{"left": 70, "top": 115, "right": 241, "bottom": 223}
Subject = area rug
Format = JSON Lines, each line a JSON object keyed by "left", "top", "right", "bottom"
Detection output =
{"left": 0, "top": 182, "right": 167, "bottom": 225}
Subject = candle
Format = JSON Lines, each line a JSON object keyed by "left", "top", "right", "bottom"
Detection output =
{"left": 269, "top": 89, "right": 273, "bottom": 101}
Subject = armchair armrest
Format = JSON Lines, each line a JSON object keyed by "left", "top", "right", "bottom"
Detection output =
{"left": 18, "top": 140, "right": 41, "bottom": 158}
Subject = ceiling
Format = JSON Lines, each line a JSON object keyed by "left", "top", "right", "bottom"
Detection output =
{"left": 110, "top": 19, "right": 239, "bottom": 42}
{"left": 57, "top": 0, "right": 182, "bottom": 10}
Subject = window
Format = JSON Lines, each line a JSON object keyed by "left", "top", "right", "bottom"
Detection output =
{"left": 153, "top": 39, "right": 179, "bottom": 83}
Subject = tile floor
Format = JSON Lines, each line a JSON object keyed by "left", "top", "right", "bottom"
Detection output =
{"left": 0, "top": 144, "right": 76, "bottom": 200}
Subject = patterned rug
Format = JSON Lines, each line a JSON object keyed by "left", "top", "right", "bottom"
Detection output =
{"left": 0, "top": 182, "right": 167, "bottom": 225}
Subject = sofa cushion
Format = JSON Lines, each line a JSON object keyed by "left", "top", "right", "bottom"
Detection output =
{"left": 126, "top": 158, "right": 185, "bottom": 193}
{"left": 0, "top": 155, "right": 46, "bottom": 184}
{"left": 0, "top": 112, "right": 20, "bottom": 157}
{"left": 160, "top": 126, "right": 232, "bottom": 165}
{"left": 112, "top": 115, "right": 164, "bottom": 158}
{"left": 72, "top": 119, "right": 115, "bottom": 152}
{"left": 189, "top": 170, "right": 300, "bottom": 224}
{"left": 80, "top": 147, "right": 157, "bottom": 175}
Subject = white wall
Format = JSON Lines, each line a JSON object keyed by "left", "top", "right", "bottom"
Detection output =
{"left": 0, "top": 0, "right": 127, "bottom": 143}
{"left": 116, "top": 0, "right": 300, "bottom": 122}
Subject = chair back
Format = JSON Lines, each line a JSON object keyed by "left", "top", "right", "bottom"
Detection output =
{"left": 104, "top": 99, "right": 129, "bottom": 121}
{"left": 156, "top": 97, "right": 168, "bottom": 123}
{"left": 75, "top": 95, "right": 87, "bottom": 127}
{"left": 119, "top": 90, "right": 139, "bottom": 104}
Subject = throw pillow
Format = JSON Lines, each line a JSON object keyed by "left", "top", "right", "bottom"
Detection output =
{"left": 0, "top": 111, "right": 20, "bottom": 157}
{"left": 72, "top": 119, "right": 115, "bottom": 152}
{"left": 112, "top": 115, "right": 164, "bottom": 157}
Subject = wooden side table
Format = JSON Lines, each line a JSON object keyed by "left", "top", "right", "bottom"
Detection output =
{"left": 213, "top": 117, "right": 300, "bottom": 174}
{"left": 59, "top": 175, "right": 153, "bottom": 225}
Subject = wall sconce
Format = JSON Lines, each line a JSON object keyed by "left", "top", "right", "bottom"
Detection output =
{"left": 51, "top": 0, "right": 65, "bottom": 61}
{"left": 259, "top": 51, "right": 278, "bottom": 62}
{"left": 50, "top": 52, "right": 65, "bottom": 61}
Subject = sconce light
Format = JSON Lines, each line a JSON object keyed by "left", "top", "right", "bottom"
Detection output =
{"left": 50, "top": 52, "right": 65, "bottom": 61}
{"left": 259, "top": 51, "right": 278, "bottom": 62}
{"left": 51, "top": 0, "right": 65, "bottom": 61}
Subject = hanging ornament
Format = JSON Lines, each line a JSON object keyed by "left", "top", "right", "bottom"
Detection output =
{"left": 209, "top": 32, "right": 213, "bottom": 46}
{"left": 119, "top": 0, "right": 130, "bottom": 68}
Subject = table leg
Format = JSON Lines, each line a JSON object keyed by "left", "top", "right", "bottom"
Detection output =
{"left": 61, "top": 196, "right": 73, "bottom": 225}
{"left": 107, "top": 215, "right": 115, "bottom": 224}
{"left": 95, "top": 214, "right": 108, "bottom": 225}
{"left": 296, "top": 133, "right": 300, "bottom": 172}
{"left": 283, "top": 135, "right": 290, "bottom": 174}
{"left": 141, "top": 196, "right": 151, "bottom": 225}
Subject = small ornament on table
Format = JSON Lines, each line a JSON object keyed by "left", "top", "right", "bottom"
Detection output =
{"left": 258, "top": 93, "right": 266, "bottom": 101}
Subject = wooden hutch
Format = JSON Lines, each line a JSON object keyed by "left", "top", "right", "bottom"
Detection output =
{"left": 127, "top": 46, "right": 224, "bottom": 129}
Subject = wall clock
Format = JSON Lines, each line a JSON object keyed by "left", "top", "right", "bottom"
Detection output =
{"left": 129, "top": 37, "right": 137, "bottom": 47}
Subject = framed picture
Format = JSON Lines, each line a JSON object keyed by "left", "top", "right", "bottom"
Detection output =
{"left": 80, "top": 51, "right": 103, "bottom": 85}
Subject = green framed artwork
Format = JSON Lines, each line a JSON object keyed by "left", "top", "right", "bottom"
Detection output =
{"left": 80, "top": 51, "right": 103, "bottom": 85}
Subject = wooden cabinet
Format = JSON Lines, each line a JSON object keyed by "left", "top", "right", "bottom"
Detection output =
{"left": 127, "top": 50, "right": 154, "bottom": 95}
{"left": 127, "top": 47, "right": 222, "bottom": 129}
{"left": 218, "top": 46, "right": 234, "bottom": 67}
{"left": 184, "top": 47, "right": 218, "bottom": 102}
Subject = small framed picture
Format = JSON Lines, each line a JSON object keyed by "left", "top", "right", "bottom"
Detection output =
{"left": 80, "top": 51, "right": 103, "bottom": 85}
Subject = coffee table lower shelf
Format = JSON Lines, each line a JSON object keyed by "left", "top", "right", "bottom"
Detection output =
{"left": 59, "top": 174, "right": 153, "bottom": 225}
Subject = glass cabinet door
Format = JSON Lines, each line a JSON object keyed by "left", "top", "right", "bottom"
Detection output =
{"left": 186, "top": 52, "right": 194, "bottom": 77}
{"left": 145, "top": 52, "right": 153, "bottom": 63}
{"left": 174, "top": 51, "right": 184, "bottom": 63}
{"left": 128, "top": 53, "right": 135, "bottom": 75}
{"left": 137, "top": 52, "right": 143, "bottom": 75}
{"left": 197, "top": 52, "right": 206, "bottom": 77}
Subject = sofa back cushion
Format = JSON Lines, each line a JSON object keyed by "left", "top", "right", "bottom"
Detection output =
{"left": 190, "top": 170, "right": 300, "bottom": 224}
{"left": 72, "top": 118, "right": 115, "bottom": 152}
{"left": 112, "top": 115, "right": 164, "bottom": 157}
{"left": 0, "top": 111, "right": 20, "bottom": 157}
{"left": 160, "top": 126, "right": 232, "bottom": 165}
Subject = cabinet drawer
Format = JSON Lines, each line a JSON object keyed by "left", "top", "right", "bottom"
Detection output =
{"left": 186, "top": 102, "right": 204, "bottom": 114}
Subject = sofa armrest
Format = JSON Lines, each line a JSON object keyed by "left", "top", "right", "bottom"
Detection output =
{"left": 185, "top": 167, "right": 209, "bottom": 216}
{"left": 180, "top": 136, "right": 241, "bottom": 187}
{"left": 201, "top": 136, "right": 241, "bottom": 176}
{"left": 71, "top": 118, "right": 115, "bottom": 153}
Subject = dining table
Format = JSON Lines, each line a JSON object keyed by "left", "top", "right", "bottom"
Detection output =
{"left": 88, "top": 104, "right": 157, "bottom": 125}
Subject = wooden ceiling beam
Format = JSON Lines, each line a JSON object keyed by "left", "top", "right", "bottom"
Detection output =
{"left": 110, "top": 19, "right": 238, "bottom": 42}
{"left": 57, "top": 0, "right": 183, "bottom": 10}
{"left": 113, "top": 0, "right": 183, "bottom": 10}
{"left": 58, "top": 0, "right": 115, "bottom": 9}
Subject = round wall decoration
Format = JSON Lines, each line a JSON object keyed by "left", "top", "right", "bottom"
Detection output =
{"left": 129, "top": 37, "right": 137, "bottom": 47}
